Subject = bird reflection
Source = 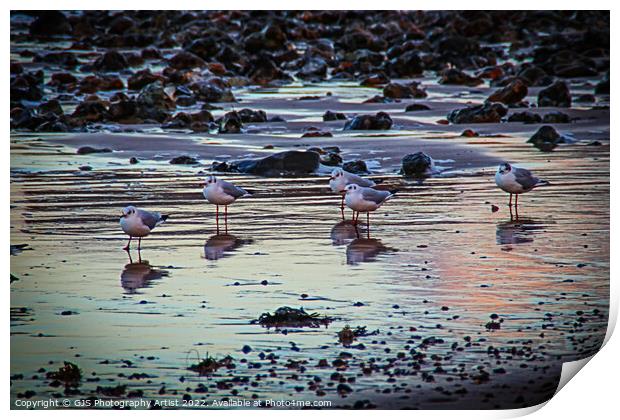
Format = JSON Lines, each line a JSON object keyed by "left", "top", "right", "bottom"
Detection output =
{"left": 330, "top": 221, "right": 361, "bottom": 245}
{"left": 346, "top": 238, "right": 392, "bottom": 265}
{"left": 120, "top": 260, "right": 169, "bottom": 293}
{"left": 496, "top": 218, "right": 544, "bottom": 246}
{"left": 203, "top": 234, "right": 251, "bottom": 260}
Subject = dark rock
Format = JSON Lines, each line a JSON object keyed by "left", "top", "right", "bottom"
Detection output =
{"left": 237, "top": 109, "right": 267, "bottom": 123}
{"left": 38, "top": 100, "right": 63, "bottom": 116}
{"left": 29, "top": 11, "right": 72, "bottom": 36}
{"left": 387, "top": 50, "right": 423, "bottom": 77}
{"left": 319, "top": 152, "right": 342, "bottom": 166}
{"left": 447, "top": 103, "right": 507, "bottom": 124}
{"left": 129, "top": 157, "right": 139, "bottom": 164}
{"left": 438, "top": 68, "right": 483, "bottom": 86}
{"left": 162, "top": 112, "right": 193, "bottom": 129}
{"left": 218, "top": 111, "right": 243, "bottom": 134}
{"left": 169, "top": 51, "right": 207, "bottom": 69}
{"left": 401, "top": 152, "right": 434, "bottom": 177}
{"left": 343, "top": 160, "right": 369, "bottom": 175}
{"left": 192, "top": 79, "right": 235, "bottom": 103}
{"left": 136, "top": 81, "right": 175, "bottom": 122}
{"left": 323, "top": 110, "right": 347, "bottom": 121}
{"left": 248, "top": 55, "right": 291, "bottom": 84}
{"left": 460, "top": 129, "right": 479, "bottom": 137}
{"left": 76, "top": 146, "right": 112, "bottom": 155}
{"left": 405, "top": 103, "right": 431, "bottom": 112}
{"left": 487, "top": 79, "right": 528, "bottom": 105}
{"left": 230, "top": 150, "right": 320, "bottom": 177}
{"left": 344, "top": 112, "right": 392, "bottom": 130}
{"left": 170, "top": 155, "right": 199, "bottom": 165}
{"left": 383, "top": 82, "right": 427, "bottom": 99}
{"left": 542, "top": 112, "right": 571, "bottom": 124}
{"left": 360, "top": 73, "right": 390, "bottom": 86}
{"left": 595, "top": 78, "right": 609, "bottom": 94}
{"left": 538, "top": 81, "right": 571, "bottom": 107}
{"left": 78, "top": 75, "right": 124, "bottom": 93}
{"left": 518, "top": 66, "right": 551, "bottom": 86}
{"left": 527, "top": 125, "right": 563, "bottom": 152}
{"left": 128, "top": 69, "right": 162, "bottom": 90}
{"left": 93, "top": 50, "right": 129, "bottom": 72}
{"left": 72, "top": 101, "right": 110, "bottom": 122}
{"left": 302, "top": 131, "right": 333, "bottom": 138}
{"left": 507, "top": 111, "right": 542, "bottom": 124}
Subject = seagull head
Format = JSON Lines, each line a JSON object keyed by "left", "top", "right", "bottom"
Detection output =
{"left": 345, "top": 183, "right": 359, "bottom": 194}
{"left": 498, "top": 162, "right": 512, "bottom": 174}
{"left": 330, "top": 168, "right": 344, "bottom": 181}
{"left": 121, "top": 206, "right": 137, "bottom": 218}
{"left": 205, "top": 175, "right": 218, "bottom": 186}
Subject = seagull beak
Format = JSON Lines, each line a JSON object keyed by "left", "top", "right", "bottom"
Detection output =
{"left": 120, "top": 214, "right": 126, "bottom": 218}
{"left": 329, "top": 176, "right": 334, "bottom": 180}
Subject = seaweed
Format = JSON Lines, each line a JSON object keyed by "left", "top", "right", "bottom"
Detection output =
{"left": 46, "top": 361, "right": 82, "bottom": 388}
{"left": 338, "top": 325, "right": 379, "bottom": 345}
{"left": 188, "top": 353, "right": 234, "bottom": 376}
{"left": 252, "top": 306, "right": 334, "bottom": 329}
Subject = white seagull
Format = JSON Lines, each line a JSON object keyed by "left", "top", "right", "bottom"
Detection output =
{"left": 203, "top": 175, "right": 251, "bottom": 232}
{"left": 329, "top": 168, "right": 376, "bottom": 216}
{"left": 119, "top": 206, "right": 168, "bottom": 251}
{"left": 344, "top": 183, "right": 398, "bottom": 230}
{"left": 495, "top": 162, "right": 549, "bottom": 208}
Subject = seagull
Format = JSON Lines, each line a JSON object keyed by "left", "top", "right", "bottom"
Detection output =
{"left": 329, "top": 168, "right": 376, "bottom": 217}
{"left": 495, "top": 162, "right": 549, "bottom": 209}
{"left": 344, "top": 184, "right": 398, "bottom": 234}
{"left": 203, "top": 175, "right": 251, "bottom": 232}
{"left": 119, "top": 206, "right": 168, "bottom": 251}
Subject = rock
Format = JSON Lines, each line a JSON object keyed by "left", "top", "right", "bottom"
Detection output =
{"left": 387, "top": 50, "right": 423, "bottom": 77}
{"left": 542, "top": 111, "right": 571, "bottom": 124}
{"left": 438, "top": 68, "right": 483, "bottom": 86}
{"left": 108, "top": 99, "right": 139, "bottom": 123}
{"left": 237, "top": 109, "right": 267, "bottom": 123}
{"left": 230, "top": 150, "right": 320, "bottom": 177}
{"left": 537, "top": 81, "right": 571, "bottom": 107}
{"left": 248, "top": 54, "right": 291, "bottom": 84}
{"left": 507, "top": 111, "right": 542, "bottom": 124}
{"left": 128, "top": 69, "right": 162, "bottom": 90}
{"left": 401, "top": 152, "right": 435, "bottom": 177}
{"left": 595, "top": 77, "right": 609, "bottom": 94}
{"left": 447, "top": 103, "right": 507, "bottom": 124}
{"left": 78, "top": 166, "right": 92, "bottom": 171}
{"left": 302, "top": 131, "right": 333, "bottom": 138}
{"left": 527, "top": 125, "right": 563, "bottom": 152}
{"left": 72, "top": 101, "right": 110, "bottom": 122}
{"left": 162, "top": 112, "right": 193, "bottom": 129}
{"left": 486, "top": 79, "right": 528, "bottom": 105}
{"left": 79, "top": 75, "right": 124, "bottom": 93}
{"left": 295, "top": 56, "right": 328, "bottom": 80}
{"left": 93, "top": 50, "right": 129, "bottom": 72}
{"left": 517, "top": 66, "right": 551, "bottom": 86}
{"left": 136, "top": 81, "right": 175, "bottom": 122}
{"left": 383, "top": 82, "right": 427, "bottom": 99}
{"left": 405, "top": 103, "right": 431, "bottom": 112}
{"left": 218, "top": 111, "right": 243, "bottom": 134}
{"left": 344, "top": 112, "right": 392, "bottom": 130}
{"left": 343, "top": 160, "right": 369, "bottom": 174}
{"left": 323, "top": 110, "right": 347, "bottom": 121}
{"left": 169, "top": 156, "right": 199, "bottom": 165}
{"left": 29, "top": 11, "right": 72, "bottom": 36}
{"left": 129, "top": 157, "right": 139, "bottom": 164}
{"left": 460, "top": 129, "right": 478, "bottom": 137}
{"left": 76, "top": 146, "right": 112, "bottom": 155}
{"left": 168, "top": 51, "right": 207, "bottom": 69}
{"left": 38, "top": 100, "right": 63, "bottom": 116}
{"left": 192, "top": 79, "right": 235, "bottom": 103}
{"left": 320, "top": 152, "right": 342, "bottom": 166}
{"left": 360, "top": 73, "right": 390, "bottom": 86}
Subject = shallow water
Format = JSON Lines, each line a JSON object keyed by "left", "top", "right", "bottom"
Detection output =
{"left": 10, "top": 79, "right": 609, "bottom": 409}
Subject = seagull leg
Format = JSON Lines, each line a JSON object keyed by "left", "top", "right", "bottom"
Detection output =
{"left": 216, "top": 205, "right": 219, "bottom": 234}
{"left": 125, "top": 248, "right": 133, "bottom": 264}
{"left": 138, "top": 237, "right": 142, "bottom": 251}
{"left": 509, "top": 204, "right": 514, "bottom": 221}
{"left": 367, "top": 212, "right": 370, "bottom": 239}
{"left": 515, "top": 195, "right": 519, "bottom": 221}
{"left": 509, "top": 193, "right": 512, "bottom": 207}
{"left": 224, "top": 205, "right": 228, "bottom": 234}
{"left": 123, "top": 237, "right": 132, "bottom": 251}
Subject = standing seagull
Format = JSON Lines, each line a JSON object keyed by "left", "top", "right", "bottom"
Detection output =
{"left": 344, "top": 184, "right": 398, "bottom": 236}
{"left": 495, "top": 162, "right": 549, "bottom": 209}
{"left": 120, "top": 206, "right": 168, "bottom": 251}
{"left": 329, "top": 168, "right": 376, "bottom": 218}
{"left": 203, "top": 175, "right": 251, "bottom": 232}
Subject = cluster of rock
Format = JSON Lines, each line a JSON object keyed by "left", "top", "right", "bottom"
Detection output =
{"left": 10, "top": 11, "right": 609, "bottom": 134}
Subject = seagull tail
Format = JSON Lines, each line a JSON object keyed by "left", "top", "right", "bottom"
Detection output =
{"left": 389, "top": 188, "right": 400, "bottom": 196}
{"left": 535, "top": 180, "right": 550, "bottom": 187}
{"left": 160, "top": 215, "right": 169, "bottom": 223}
{"left": 243, "top": 189, "right": 255, "bottom": 196}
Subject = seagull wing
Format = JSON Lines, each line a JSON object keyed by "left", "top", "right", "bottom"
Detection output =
{"left": 221, "top": 180, "right": 248, "bottom": 198}
{"left": 137, "top": 209, "right": 164, "bottom": 230}
{"left": 347, "top": 172, "right": 375, "bottom": 188}
{"left": 361, "top": 187, "right": 391, "bottom": 205}
{"left": 513, "top": 167, "right": 540, "bottom": 190}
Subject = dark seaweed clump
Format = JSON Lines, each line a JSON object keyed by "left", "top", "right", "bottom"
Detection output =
{"left": 253, "top": 306, "right": 334, "bottom": 329}
{"left": 46, "top": 361, "right": 82, "bottom": 388}
{"left": 188, "top": 354, "right": 235, "bottom": 375}
{"left": 338, "top": 325, "right": 379, "bottom": 345}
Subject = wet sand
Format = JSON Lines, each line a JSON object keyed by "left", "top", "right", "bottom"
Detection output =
{"left": 10, "top": 78, "right": 609, "bottom": 409}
